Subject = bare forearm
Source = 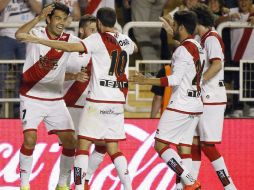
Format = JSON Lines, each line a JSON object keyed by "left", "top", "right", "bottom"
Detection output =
{"left": 38, "top": 39, "right": 84, "bottom": 52}
{"left": 15, "top": 16, "right": 41, "bottom": 37}
{"left": 0, "top": 0, "right": 11, "bottom": 12}
{"left": 142, "top": 78, "right": 162, "bottom": 86}
{"left": 27, "top": 0, "right": 42, "bottom": 14}
{"left": 150, "top": 95, "right": 162, "bottom": 118}
{"left": 203, "top": 60, "right": 222, "bottom": 82}
{"left": 71, "top": 2, "right": 81, "bottom": 21}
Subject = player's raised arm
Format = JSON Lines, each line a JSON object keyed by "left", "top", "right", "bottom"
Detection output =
{"left": 15, "top": 4, "right": 54, "bottom": 37}
{"left": 16, "top": 32, "right": 85, "bottom": 52}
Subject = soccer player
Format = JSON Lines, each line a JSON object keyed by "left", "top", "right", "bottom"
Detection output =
{"left": 189, "top": 4, "right": 237, "bottom": 190}
{"left": 63, "top": 14, "right": 107, "bottom": 189}
{"left": 16, "top": 7, "right": 138, "bottom": 190}
{"left": 15, "top": 3, "right": 79, "bottom": 190}
{"left": 130, "top": 10, "right": 204, "bottom": 190}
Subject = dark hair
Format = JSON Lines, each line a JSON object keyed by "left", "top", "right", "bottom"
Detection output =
{"left": 96, "top": 7, "right": 116, "bottom": 27}
{"left": 173, "top": 10, "right": 197, "bottom": 35}
{"left": 79, "top": 14, "right": 96, "bottom": 28}
{"left": 191, "top": 4, "right": 215, "bottom": 27}
{"left": 48, "top": 2, "right": 70, "bottom": 18}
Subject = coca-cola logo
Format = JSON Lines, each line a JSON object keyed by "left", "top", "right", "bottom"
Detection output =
{"left": 0, "top": 120, "right": 176, "bottom": 190}
{"left": 0, "top": 119, "right": 252, "bottom": 190}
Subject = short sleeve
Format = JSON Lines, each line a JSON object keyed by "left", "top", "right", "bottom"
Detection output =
{"left": 81, "top": 33, "right": 100, "bottom": 54}
{"left": 166, "top": 46, "right": 192, "bottom": 86}
{"left": 205, "top": 36, "right": 223, "bottom": 62}
{"left": 125, "top": 36, "right": 135, "bottom": 55}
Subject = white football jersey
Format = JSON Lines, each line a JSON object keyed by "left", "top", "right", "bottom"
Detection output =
{"left": 20, "top": 27, "right": 80, "bottom": 100}
{"left": 230, "top": 8, "right": 254, "bottom": 61}
{"left": 165, "top": 38, "right": 205, "bottom": 114}
{"left": 0, "top": 0, "right": 42, "bottom": 39}
{"left": 201, "top": 30, "right": 227, "bottom": 104}
{"left": 80, "top": 32, "right": 135, "bottom": 103}
{"left": 63, "top": 52, "right": 91, "bottom": 108}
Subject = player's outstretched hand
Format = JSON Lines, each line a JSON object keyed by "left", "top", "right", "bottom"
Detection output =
{"left": 75, "top": 71, "right": 89, "bottom": 82}
{"left": 159, "top": 16, "right": 173, "bottom": 36}
{"left": 248, "top": 16, "right": 254, "bottom": 26}
{"left": 38, "top": 3, "right": 55, "bottom": 21}
{"left": 129, "top": 71, "right": 147, "bottom": 85}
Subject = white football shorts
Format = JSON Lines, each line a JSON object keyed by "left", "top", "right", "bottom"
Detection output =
{"left": 77, "top": 101, "right": 126, "bottom": 141}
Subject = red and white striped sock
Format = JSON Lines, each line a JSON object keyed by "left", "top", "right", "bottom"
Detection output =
{"left": 111, "top": 152, "right": 132, "bottom": 190}
{"left": 19, "top": 144, "right": 34, "bottom": 187}
{"left": 74, "top": 150, "right": 89, "bottom": 190}
{"left": 85, "top": 146, "right": 106, "bottom": 181}
{"left": 191, "top": 144, "right": 201, "bottom": 179}
{"left": 58, "top": 148, "right": 75, "bottom": 187}
{"left": 159, "top": 147, "right": 195, "bottom": 186}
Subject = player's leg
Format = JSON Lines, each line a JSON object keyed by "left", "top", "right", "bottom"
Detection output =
{"left": 176, "top": 144, "right": 193, "bottom": 190}
{"left": 44, "top": 100, "right": 76, "bottom": 190}
{"left": 106, "top": 141, "right": 132, "bottom": 190}
{"left": 20, "top": 130, "right": 37, "bottom": 190}
{"left": 85, "top": 141, "right": 106, "bottom": 185}
{"left": 19, "top": 96, "right": 43, "bottom": 190}
{"left": 201, "top": 143, "right": 236, "bottom": 190}
{"left": 154, "top": 140, "right": 196, "bottom": 187}
{"left": 57, "top": 131, "right": 76, "bottom": 189}
{"left": 155, "top": 110, "right": 200, "bottom": 188}
{"left": 200, "top": 104, "right": 236, "bottom": 190}
{"left": 74, "top": 138, "right": 92, "bottom": 190}
{"left": 191, "top": 136, "right": 201, "bottom": 180}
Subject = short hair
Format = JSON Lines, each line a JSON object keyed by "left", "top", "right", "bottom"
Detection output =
{"left": 48, "top": 2, "right": 70, "bottom": 18}
{"left": 79, "top": 14, "right": 96, "bottom": 28}
{"left": 96, "top": 7, "right": 116, "bottom": 27}
{"left": 173, "top": 11, "right": 197, "bottom": 35}
{"left": 191, "top": 4, "right": 215, "bottom": 27}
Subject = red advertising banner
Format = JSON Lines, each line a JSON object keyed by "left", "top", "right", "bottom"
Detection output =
{"left": 0, "top": 119, "right": 253, "bottom": 190}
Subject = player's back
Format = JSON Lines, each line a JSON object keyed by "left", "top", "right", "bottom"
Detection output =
{"left": 201, "top": 30, "right": 227, "bottom": 104}
{"left": 81, "top": 32, "right": 135, "bottom": 103}
{"left": 168, "top": 38, "right": 205, "bottom": 114}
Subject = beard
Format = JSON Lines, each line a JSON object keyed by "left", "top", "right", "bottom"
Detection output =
{"left": 173, "top": 31, "right": 180, "bottom": 41}
{"left": 96, "top": 21, "right": 101, "bottom": 33}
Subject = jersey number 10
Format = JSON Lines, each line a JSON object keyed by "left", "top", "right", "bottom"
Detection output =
{"left": 108, "top": 50, "right": 128, "bottom": 77}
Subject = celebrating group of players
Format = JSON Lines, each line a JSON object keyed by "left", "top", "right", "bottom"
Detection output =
{"left": 15, "top": 2, "right": 237, "bottom": 190}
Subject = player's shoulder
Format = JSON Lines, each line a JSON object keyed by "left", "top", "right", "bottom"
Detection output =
{"left": 65, "top": 33, "right": 81, "bottom": 42}
{"left": 181, "top": 39, "right": 202, "bottom": 53}
{"left": 206, "top": 31, "right": 221, "bottom": 41}
{"left": 114, "top": 32, "right": 133, "bottom": 49}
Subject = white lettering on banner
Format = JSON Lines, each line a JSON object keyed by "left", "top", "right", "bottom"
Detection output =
{"left": 0, "top": 143, "right": 48, "bottom": 183}
{"left": 0, "top": 124, "right": 175, "bottom": 189}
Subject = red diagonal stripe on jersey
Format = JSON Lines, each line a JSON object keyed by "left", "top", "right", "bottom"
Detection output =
{"left": 99, "top": 32, "right": 128, "bottom": 99}
{"left": 63, "top": 59, "right": 92, "bottom": 107}
{"left": 233, "top": 28, "right": 253, "bottom": 61}
{"left": 201, "top": 30, "right": 225, "bottom": 53}
{"left": 233, "top": 13, "right": 254, "bottom": 62}
{"left": 182, "top": 40, "right": 202, "bottom": 92}
{"left": 84, "top": 0, "right": 102, "bottom": 14}
{"left": 20, "top": 33, "right": 70, "bottom": 96}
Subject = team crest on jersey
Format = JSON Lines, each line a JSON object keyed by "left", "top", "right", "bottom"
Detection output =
{"left": 114, "top": 32, "right": 119, "bottom": 38}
